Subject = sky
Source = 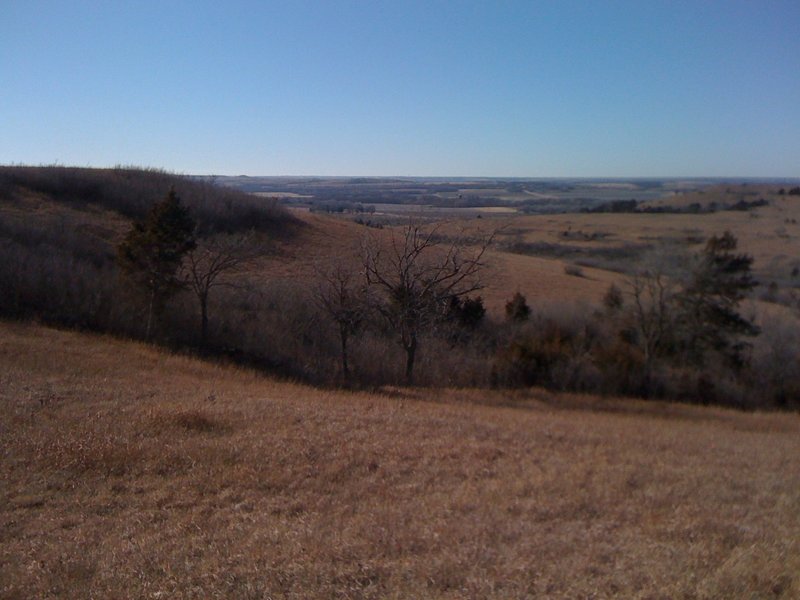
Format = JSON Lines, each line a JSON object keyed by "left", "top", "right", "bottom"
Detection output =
{"left": 2, "top": 1, "right": 799, "bottom": 177}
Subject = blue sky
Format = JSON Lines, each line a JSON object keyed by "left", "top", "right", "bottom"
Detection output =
{"left": 2, "top": 1, "right": 799, "bottom": 177}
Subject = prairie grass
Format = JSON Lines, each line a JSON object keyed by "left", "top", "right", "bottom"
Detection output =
{"left": 1, "top": 321, "right": 799, "bottom": 598}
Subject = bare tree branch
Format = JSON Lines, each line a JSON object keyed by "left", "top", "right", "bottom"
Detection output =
{"left": 184, "top": 232, "right": 262, "bottom": 344}
{"left": 313, "top": 259, "right": 368, "bottom": 383}
{"left": 361, "top": 221, "right": 494, "bottom": 383}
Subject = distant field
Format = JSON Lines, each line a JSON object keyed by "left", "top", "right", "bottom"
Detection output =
{"left": 208, "top": 175, "right": 730, "bottom": 216}
{"left": 260, "top": 184, "right": 800, "bottom": 321}
{"left": 420, "top": 184, "right": 800, "bottom": 312}
{"left": 253, "top": 191, "right": 312, "bottom": 199}
{"left": 237, "top": 179, "right": 800, "bottom": 316}
{"left": 2, "top": 322, "right": 799, "bottom": 598}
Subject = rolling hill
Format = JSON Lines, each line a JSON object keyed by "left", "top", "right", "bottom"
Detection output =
{"left": 2, "top": 321, "right": 798, "bottom": 598}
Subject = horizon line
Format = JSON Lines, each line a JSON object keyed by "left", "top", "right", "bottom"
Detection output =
{"left": 2, "top": 164, "right": 799, "bottom": 181}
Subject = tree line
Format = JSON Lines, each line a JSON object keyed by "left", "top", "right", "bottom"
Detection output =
{"left": 1, "top": 171, "right": 796, "bottom": 408}
{"left": 110, "top": 188, "right": 794, "bottom": 408}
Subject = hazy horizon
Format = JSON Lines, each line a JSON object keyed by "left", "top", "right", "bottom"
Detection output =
{"left": 6, "top": 165, "right": 800, "bottom": 183}
{"left": 196, "top": 174, "right": 800, "bottom": 182}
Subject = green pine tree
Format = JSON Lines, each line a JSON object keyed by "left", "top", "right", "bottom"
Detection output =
{"left": 677, "top": 231, "right": 758, "bottom": 367}
{"left": 118, "top": 188, "right": 196, "bottom": 339}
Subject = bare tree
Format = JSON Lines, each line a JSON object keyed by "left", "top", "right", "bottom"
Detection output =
{"left": 362, "top": 222, "right": 493, "bottom": 384}
{"left": 610, "top": 246, "right": 690, "bottom": 396}
{"left": 314, "top": 261, "right": 367, "bottom": 383}
{"left": 626, "top": 266, "right": 676, "bottom": 375}
{"left": 185, "top": 232, "right": 260, "bottom": 345}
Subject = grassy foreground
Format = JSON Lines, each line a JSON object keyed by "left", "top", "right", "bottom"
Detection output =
{"left": 1, "top": 322, "right": 798, "bottom": 599}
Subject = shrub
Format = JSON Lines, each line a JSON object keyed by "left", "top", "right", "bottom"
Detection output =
{"left": 505, "top": 292, "right": 531, "bottom": 322}
{"left": 564, "top": 264, "right": 584, "bottom": 277}
{"left": 446, "top": 295, "right": 486, "bottom": 329}
{"left": 492, "top": 321, "right": 574, "bottom": 388}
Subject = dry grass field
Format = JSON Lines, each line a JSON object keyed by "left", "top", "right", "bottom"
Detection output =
{"left": 2, "top": 321, "right": 799, "bottom": 599}
{"left": 437, "top": 185, "right": 800, "bottom": 314}
{"left": 275, "top": 184, "right": 800, "bottom": 318}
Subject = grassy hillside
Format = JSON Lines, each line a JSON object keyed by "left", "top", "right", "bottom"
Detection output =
{"left": 0, "top": 166, "right": 296, "bottom": 234}
{"left": 1, "top": 321, "right": 799, "bottom": 599}
{"left": 0, "top": 165, "right": 301, "bottom": 341}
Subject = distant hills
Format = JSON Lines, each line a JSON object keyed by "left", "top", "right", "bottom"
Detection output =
{"left": 199, "top": 175, "right": 800, "bottom": 215}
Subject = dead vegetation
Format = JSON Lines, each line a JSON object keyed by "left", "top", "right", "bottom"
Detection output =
{"left": 2, "top": 322, "right": 799, "bottom": 598}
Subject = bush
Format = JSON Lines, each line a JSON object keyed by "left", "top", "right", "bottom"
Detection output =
{"left": 564, "top": 264, "right": 584, "bottom": 277}
{"left": 505, "top": 292, "right": 531, "bottom": 322}
{"left": 492, "top": 319, "right": 576, "bottom": 389}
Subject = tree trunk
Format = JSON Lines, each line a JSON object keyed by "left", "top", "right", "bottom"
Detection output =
{"left": 200, "top": 292, "right": 209, "bottom": 346}
{"left": 340, "top": 327, "right": 350, "bottom": 383}
{"left": 145, "top": 287, "right": 155, "bottom": 341}
{"left": 404, "top": 334, "right": 417, "bottom": 385}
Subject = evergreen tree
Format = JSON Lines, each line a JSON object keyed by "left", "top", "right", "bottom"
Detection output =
{"left": 118, "top": 188, "right": 196, "bottom": 339}
{"left": 677, "top": 231, "right": 758, "bottom": 367}
{"left": 449, "top": 295, "right": 486, "bottom": 329}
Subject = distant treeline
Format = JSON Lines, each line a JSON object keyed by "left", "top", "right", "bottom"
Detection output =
{"left": 309, "top": 202, "right": 376, "bottom": 214}
{"left": 587, "top": 198, "right": 770, "bottom": 214}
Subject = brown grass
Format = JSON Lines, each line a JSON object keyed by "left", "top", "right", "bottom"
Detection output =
{"left": 268, "top": 212, "right": 623, "bottom": 316}
{"left": 487, "top": 192, "right": 800, "bottom": 289}
{"left": 1, "top": 321, "right": 799, "bottom": 598}
{"left": 9, "top": 184, "right": 796, "bottom": 324}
